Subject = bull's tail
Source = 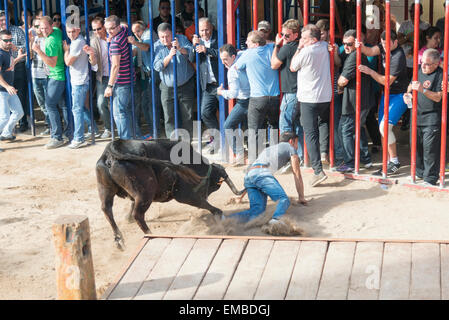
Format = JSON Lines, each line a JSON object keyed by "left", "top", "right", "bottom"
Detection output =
{"left": 107, "top": 141, "right": 202, "bottom": 185}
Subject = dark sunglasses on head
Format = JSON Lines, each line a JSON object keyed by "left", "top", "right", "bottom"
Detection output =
{"left": 1, "top": 38, "right": 13, "bottom": 42}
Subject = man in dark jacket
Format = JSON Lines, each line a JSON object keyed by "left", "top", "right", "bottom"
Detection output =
{"left": 192, "top": 18, "right": 220, "bottom": 152}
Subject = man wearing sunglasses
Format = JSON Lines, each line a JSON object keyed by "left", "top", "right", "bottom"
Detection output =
{"left": 336, "top": 29, "right": 373, "bottom": 173}
{"left": 0, "top": 30, "right": 26, "bottom": 144}
{"left": 271, "top": 19, "right": 304, "bottom": 171}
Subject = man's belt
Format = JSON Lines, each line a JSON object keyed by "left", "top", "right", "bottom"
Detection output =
{"left": 249, "top": 164, "right": 269, "bottom": 171}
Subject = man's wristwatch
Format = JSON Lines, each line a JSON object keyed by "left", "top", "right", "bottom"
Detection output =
{"left": 275, "top": 44, "right": 281, "bottom": 49}
{"left": 107, "top": 84, "right": 114, "bottom": 89}
{"left": 423, "top": 88, "right": 428, "bottom": 94}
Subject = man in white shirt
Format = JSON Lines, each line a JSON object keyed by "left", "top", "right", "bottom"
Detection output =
{"left": 87, "top": 17, "right": 111, "bottom": 139}
{"left": 290, "top": 24, "right": 332, "bottom": 187}
{"left": 217, "top": 44, "right": 250, "bottom": 165}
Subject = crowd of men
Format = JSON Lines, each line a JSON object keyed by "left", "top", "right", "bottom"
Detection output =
{"left": 0, "top": 1, "right": 448, "bottom": 192}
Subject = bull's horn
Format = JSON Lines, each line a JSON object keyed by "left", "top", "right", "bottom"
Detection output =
{"left": 225, "top": 177, "right": 246, "bottom": 195}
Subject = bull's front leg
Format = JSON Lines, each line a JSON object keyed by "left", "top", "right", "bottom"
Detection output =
{"left": 198, "top": 200, "right": 223, "bottom": 216}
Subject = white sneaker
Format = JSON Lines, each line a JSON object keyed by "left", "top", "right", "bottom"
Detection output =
{"left": 364, "top": 162, "right": 374, "bottom": 169}
{"left": 68, "top": 140, "right": 88, "bottom": 149}
{"left": 268, "top": 218, "right": 286, "bottom": 227}
{"left": 100, "top": 129, "right": 111, "bottom": 139}
{"left": 45, "top": 139, "right": 65, "bottom": 149}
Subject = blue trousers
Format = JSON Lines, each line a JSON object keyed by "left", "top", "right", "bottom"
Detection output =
{"left": 229, "top": 168, "right": 290, "bottom": 223}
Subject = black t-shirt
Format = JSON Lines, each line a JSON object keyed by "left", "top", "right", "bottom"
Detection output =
{"left": 378, "top": 44, "right": 409, "bottom": 94}
{"left": 417, "top": 66, "right": 444, "bottom": 126}
{"left": 340, "top": 51, "right": 372, "bottom": 115}
{"left": 0, "top": 49, "right": 13, "bottom": 92}
{"left": 276, "top": 40, "right": 298, "bottom": 93}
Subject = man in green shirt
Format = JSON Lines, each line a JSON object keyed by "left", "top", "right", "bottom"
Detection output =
{"left": 32, "top": 16, "right": 68, "bottom": 149}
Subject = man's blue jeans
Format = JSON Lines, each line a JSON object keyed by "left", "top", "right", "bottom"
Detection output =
{"left": 229, "top": 168, "right": 290, "bottom": 223}
{"left": 0, "top": 91, "right": 24, "bottom": 137}
{"left": 113, "top": 84, "right": 133, "bottom": 140}
{"left": 223, "top": 98, "right": 248, "bottom": 155}
{"left": 280, "top": 93, "right": 304, "bottom": 159}
{"left": 72, "top": 84, "right": 97, "bottom": 142}
{"left": 46, "top": 78, "right": 66, "bottom": 141}
{"left": 32, "top": 77, "right": 49, "bottom": 126}
{"left": 96, "top": 77, "right": 111, "bottom": 131}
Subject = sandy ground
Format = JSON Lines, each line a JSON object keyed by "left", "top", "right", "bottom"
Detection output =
{"left": 1, "top": 132, "right": 449, "bottom": 300}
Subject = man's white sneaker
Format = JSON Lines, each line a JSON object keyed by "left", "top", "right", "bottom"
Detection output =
{"left": 45, "top": 139, "right": 65, "bottom": 149}
{"left": 100, "top": 129, "right": 111, "bottom": 139}
{"left": 68, "top": 140, "right": 88, "bottom": 149}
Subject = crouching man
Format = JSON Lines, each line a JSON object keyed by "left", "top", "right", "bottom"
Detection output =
{"left": 227, "top": 132, "right": 307, "bottom": 226}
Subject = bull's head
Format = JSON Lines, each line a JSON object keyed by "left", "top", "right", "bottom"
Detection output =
{"left": 210, "top": 164, "right": 245, "bottom": 196}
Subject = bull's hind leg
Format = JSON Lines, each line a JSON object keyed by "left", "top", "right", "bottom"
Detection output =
{"left": 131, "top": 198, "right": 153, "bottom": 234}
{"left": 99, "top": 188, "right": 126, "bottom": 250}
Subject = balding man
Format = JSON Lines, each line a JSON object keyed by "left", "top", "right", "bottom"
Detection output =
{"left": 192, "top": 18, "right": 220, "bottom": 152}
{"left": 403, "top": 49, "right": 443, "bottom": 186}
{"left": 235, "top": 31, "right": 280, "bottom": 162}
{"left": 291, "top": 24, "right": 332, "bottom": 187}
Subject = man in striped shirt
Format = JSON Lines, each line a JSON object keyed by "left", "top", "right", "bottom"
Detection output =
{"left": 104, "top": 15, "right": 134, "bottom": 140}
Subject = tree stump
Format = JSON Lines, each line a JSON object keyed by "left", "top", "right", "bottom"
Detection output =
{"left": 52, "top": 215, "right": 97, "bottom": 300}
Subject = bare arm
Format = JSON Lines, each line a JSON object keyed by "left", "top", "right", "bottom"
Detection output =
{"left": 32, "top": 43, "right": 57, "bottom": 68}
{"left": 108, "top": 54, "right": 121, "bottom": 85}
{"left": 291, "top": 155, "right": 306, "bottom": 204}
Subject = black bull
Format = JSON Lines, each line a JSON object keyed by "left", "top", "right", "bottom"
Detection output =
{"left": 96, "top": 139, "right": 245, "bottom": 249}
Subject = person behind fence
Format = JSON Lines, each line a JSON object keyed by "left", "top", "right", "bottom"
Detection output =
{"left": 32, "top": 16, "right": 69, "bottom": 149}
{"left": 104, "top": 15, "right": 135, "bottom": 140}
{"left": 88, "top": 16, "right": 112, "bottom": 139}
{"left": 271, "top": 19, "right": 304, "bottom": 172}
{"left": 257, "top": 20, "right": 274, "bottom": 44}
{"left": 358, "top": 30, "right": 409, "bottom": 176}
{"left": 0, "top": 11, "right": 28, "bottom": 134}
{"left": 30, "top": 18, "right": 50, "bottom": 137}
{"left": 336, "top": 29, "right": 373, "bottom": 173}
{"left": 177, "top": 0, "right": 195, "bottom": 30}
{"left": 217, "top": 44, "right": 250, "bottom": 166}
{"left": 234, "top": 31, "right": 280, "bottom": 162}
{"left": 63, "top": 25, "right": 99, "bottom": 149}
{"left": 152, "top": 0, "right": 182, "bottom": 34}
{"left": 290, "top": 24, "right": 332, "bottom": 187}
{"left": 403, "top": 49, "right": 444, "bottom": 186}
{"left": 154, "top": 22, "right": 195, "bottom": 139}
{"left": 226, "top": 132, "right": 307, "bottom": 228}
{"left": 0, "top": 29, "right": 25, "bottom": 145}
{"left": 129, "top": 20, "right": 151, "bottom": 139}
{"left": 192, "top": 17, "right": 220, "bottom": 153}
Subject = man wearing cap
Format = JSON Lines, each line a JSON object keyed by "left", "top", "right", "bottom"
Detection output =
{"left": 257, "top": 20, "right": 274, "bottom": 44}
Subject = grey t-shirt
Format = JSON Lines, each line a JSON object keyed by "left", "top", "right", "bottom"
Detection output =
{"left": 69, "top": 35, "right": 89, "bottom": 85}
{"left": 252, "top": 142, "right": 297, "bottom": 173}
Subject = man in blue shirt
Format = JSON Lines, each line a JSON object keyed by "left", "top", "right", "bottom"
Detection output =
{"left": 226, "top": 132, "right": 307, "bottom": 229}
{"left": 235, "top": 31, "right": 280, "bottom": 162}
{"left": 154, "top": 22, "right": 195, "bottom": 139}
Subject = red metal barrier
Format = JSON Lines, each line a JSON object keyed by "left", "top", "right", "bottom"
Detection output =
{"left": 329, "top": 0, "right": 335, "bottom": 168}
{"left": 355, "top": 0, "right": 362, "bottom": 174}
{"left": 440, "top": 0, "right": 449, "bottom": 188}
{"left": 381, "top": 1, "right": 392, "bottom": 178}
{"left": 253, "top": 0, "right": 258, "bottom": 30}
{"left": 410, "top": 1, "right": 421, "bottom": 183}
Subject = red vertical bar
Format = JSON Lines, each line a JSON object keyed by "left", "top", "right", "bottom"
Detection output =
{"left": 302, "top": 0, "right": 309, "bottom": 167}
{"left": 355, "top": 0, "right": 362, "bottom": 174}
{"left": 382, "top": 1, "right": 391, "bottom": 178}
{"left": 411, "top": 1, "right": 421, "bottom": 182}
{"left": 277, "top": 0, "right": 283, "bottom": 32}
{"left": 253, "top": 0, "right": 258, "bottom": 30}
{"left": 329, "top": 0, "right": 335, "bottom": 168}
{"left": 440, "top": 0, "right": 449, "bottom": 188}
{"left": 227, "top": 0, "right": 235, "bottom": 113}
{"left": 303, "top": 0, "right": 309, "bottom": 25}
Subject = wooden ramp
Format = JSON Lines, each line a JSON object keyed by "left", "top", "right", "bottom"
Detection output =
{"left": 102, "top": 235, "right": 449, "bottom": 300}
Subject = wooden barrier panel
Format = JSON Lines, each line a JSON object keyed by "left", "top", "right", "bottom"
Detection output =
{"left": 52, "top": 215, "right": 96, "bottom": 300}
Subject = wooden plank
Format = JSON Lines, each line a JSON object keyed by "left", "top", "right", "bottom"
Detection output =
{"left": 409, "top": 243, "right": 441, "bottom": 300}
{"left": 316, "top": 242, "right": 356, "bottom": 300}
{"left": 348, "top": 242, "right": 383, "bottom": 300}
{"left": 194, "top": 239, "right": 247, "bottom": 300}
{"left": 108, "top": 238, "right": 172, "bottom": 300}
{"left": 440, "top": 244, "right": 449, "bottom": 300}
{"left": 224, "top": 240, "right": 274, "bottom": 300}
{"left": 163, "top": 239, "right": 222, "bottom": 300}
{"left": 254, "top": 241, "right": 301, "bottom": 300}
{"left": 379, "top": 243, "right": 412, "bottom": 300}
{"left": 134, "top": 238, "right": 196, "bottom": 300}
{"left": 285, "top": 241, "right": 328, "bottom": 300}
